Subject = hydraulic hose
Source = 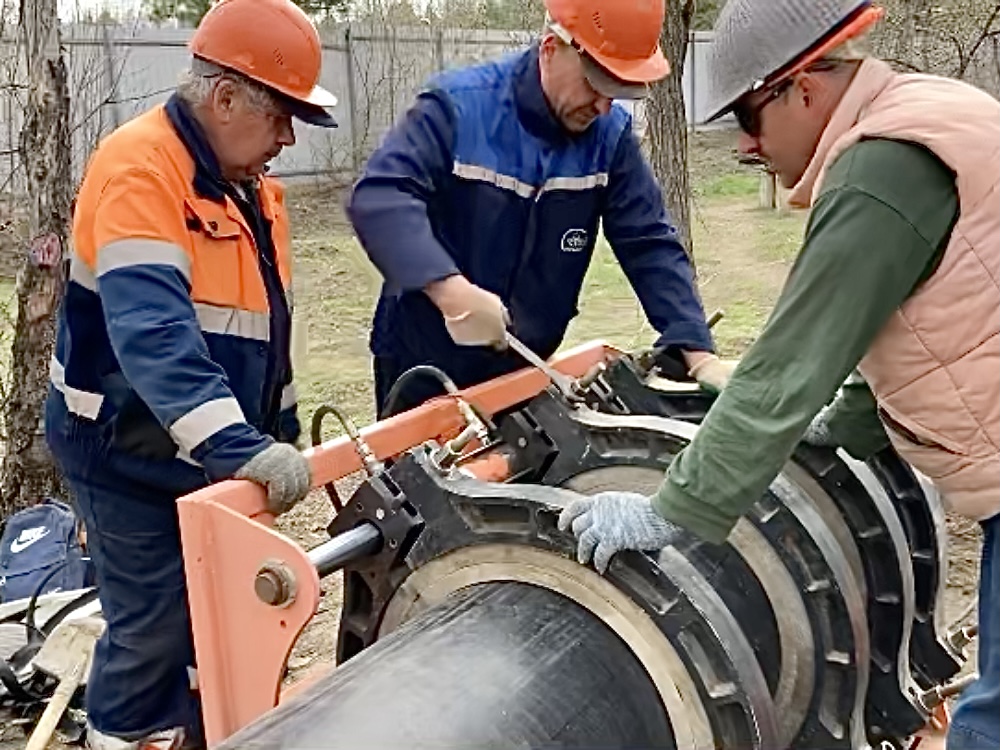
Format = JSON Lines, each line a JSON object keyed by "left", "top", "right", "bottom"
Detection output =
{"left": 382, "top": 365, "right": 459, "bottom": 418}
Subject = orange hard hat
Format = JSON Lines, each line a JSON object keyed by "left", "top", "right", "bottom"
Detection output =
{"left": 190, "top": 0, "right": 337, "bottom": 112}
{"left": 544, "top": 0, "right": 670, "bottom": 84}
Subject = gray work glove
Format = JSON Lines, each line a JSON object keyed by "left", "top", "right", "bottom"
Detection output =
{"left": 802, "top": 406, "right": 837, "bottom": 447}
{"left": 557, "top": 491, "right": 683, "bottom": 573}
{"left": 233, "top": 442, "right": 312, "bottom": 515}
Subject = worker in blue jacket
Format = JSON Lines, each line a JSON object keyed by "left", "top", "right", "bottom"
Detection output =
{"left": 348, "top": 0, "right": 732, "bottom": 417}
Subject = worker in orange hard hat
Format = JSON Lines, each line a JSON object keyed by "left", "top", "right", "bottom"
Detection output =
{"left": 349, "top": 0, "right": 733, "bottom": 419}
{"left": 544, "top": 0, "right": 670, "bottom": 97}
{"left": 45, "top": 0, "right": 337, "bottom": 747}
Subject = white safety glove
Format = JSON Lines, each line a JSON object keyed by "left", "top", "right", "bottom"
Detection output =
{"left": 425, "top": 275, "right": 510, "bottom": 348}
{"left": 802, "top": 406, "right": 837, "bottom": 447}
{"left": 687, "top": 354, "right": 738, "bottom": 395}
{"left": 233, "top": 442, "right": 311, "bottom": 515}
{"left": 558, "top": 491, "right": 684, "bottom": 573}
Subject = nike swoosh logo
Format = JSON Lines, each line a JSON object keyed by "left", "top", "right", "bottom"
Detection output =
{"left": 9, "top": 529, "right": 51, "bottom": 553}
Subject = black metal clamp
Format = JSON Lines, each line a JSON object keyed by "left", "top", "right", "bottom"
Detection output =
{"left": 323, "top": 469, "right": 424, "bottom": 577}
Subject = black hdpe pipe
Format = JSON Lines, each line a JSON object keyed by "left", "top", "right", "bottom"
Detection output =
{"left": 218, "top": 582, "right": 674, "bottom": 749}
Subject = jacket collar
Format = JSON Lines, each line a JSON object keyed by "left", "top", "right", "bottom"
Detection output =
{"left": 788, "top": 58, "right": 896, "bottom": 207}
{"left": 513, "top": 44, "right": 570, "bottom": 143}
{"left": 165, "top": 93, "right": 232, "bottom": 203}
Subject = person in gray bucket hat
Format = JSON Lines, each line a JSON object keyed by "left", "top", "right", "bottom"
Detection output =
{"left": 560, "top": 3, "right": 999, "bottom": 748}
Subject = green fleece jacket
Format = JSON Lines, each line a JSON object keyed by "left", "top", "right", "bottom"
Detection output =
{"left": 653, "top": 137, "right": 959, "bottom": 544}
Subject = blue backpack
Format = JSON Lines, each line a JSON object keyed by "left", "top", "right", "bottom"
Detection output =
{"left": 0, "top": 499, "right": 92, "bottom": 603}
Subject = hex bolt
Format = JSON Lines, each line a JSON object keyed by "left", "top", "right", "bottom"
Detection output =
{"left": 255, "top": 562, "right": 297, "bottom": 607}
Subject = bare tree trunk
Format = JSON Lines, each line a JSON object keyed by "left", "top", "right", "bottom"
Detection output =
{"left": 647, "top": 0, "right": 695, "bottom": 256}
{"left": 1, "top": 0, "right": 71, "bottom": 516}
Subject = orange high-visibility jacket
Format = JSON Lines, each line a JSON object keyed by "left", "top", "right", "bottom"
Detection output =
{"left": 49, "top": 97, "right": 298, "bottom": 485}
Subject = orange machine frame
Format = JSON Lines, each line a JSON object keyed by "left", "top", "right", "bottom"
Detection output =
{"left": 177, "top": 341, "right": 617, "bottom": 747}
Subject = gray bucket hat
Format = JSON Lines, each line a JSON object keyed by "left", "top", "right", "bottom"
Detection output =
{"left": 704, "top": 0, "right": 877, "bottom": 123}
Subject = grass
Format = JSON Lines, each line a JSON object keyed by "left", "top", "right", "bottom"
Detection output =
{"left": 697, "top": 172, "right": 759, "bottom": 199}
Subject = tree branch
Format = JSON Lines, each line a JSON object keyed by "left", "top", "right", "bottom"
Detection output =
{"left": 881, "top": 57, "right": 926, "bottom": 73}
{"left": 944, "top": 29, "right": 968, "bottom": 78}
{"left": 69, "top": 76, "right": 172, "bottom": 138}
{"left": 956, "top": 1, "right": 1000, "bottom": 79}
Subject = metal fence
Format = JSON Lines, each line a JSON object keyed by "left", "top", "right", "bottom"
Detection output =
{"left": 0, "top": 23, "right": 722, "bottom": 194}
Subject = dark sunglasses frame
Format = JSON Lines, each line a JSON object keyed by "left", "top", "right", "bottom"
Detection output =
{"left": 734, "top": 79, "right": 794, "bottom": 137}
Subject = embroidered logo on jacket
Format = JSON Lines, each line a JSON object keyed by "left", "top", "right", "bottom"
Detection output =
{"left": 561, "top": 228, "right": 588, "bottom": 253}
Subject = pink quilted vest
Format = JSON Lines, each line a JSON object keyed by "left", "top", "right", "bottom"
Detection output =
{"left": 789, "top": 59, "right": 1000, "bottom": 521}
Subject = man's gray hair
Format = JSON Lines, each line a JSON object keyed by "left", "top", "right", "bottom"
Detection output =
{"left": 176, "top": 58, "right": 278, "bottom": 110}
{"left": 806, "top": 36, "right": 870, "bottom": 74}
{"left": 543, "top": 12, "right": 573, "bottom": 45}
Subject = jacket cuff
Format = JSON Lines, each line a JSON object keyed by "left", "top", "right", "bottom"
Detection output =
{"left": 193, "top": 423, "right": 273, "bottom": 481}
{"left": 393, "top": 264, "right": 459, "bottom": 295}
{"left": 651, "top": 478, "right": 736, "bottom": 545}
{"left": 825, "top": 405, "right": 891, "bottom": 461}
{"left": 275, "top": 405, "right": 302, "bottom": 445}
{"left": 654, "top": 321, "right": 715, "bottom": 354}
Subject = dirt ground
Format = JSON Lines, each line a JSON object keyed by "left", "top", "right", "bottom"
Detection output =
{"left": 0, "top": 130, "right": 983, "bottom": 747}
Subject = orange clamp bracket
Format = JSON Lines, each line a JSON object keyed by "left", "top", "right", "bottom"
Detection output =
{"left": 179, "top": 340, "right": 617, "bottom": 746}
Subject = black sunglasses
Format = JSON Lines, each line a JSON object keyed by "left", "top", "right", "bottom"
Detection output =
{"left": 734, "top": 79, "right": 793, "bottom": 137}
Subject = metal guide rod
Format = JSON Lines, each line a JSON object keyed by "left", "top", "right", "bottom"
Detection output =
{"left": 918, "top": 672, "right": 980, "bottom": 710}
{"left": 308, "top": 523, "right": 382, "bottom": 577}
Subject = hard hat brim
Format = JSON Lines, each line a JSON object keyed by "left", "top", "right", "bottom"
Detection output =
{"left": 191, "top": 56, "right": 338, "bottom": 128}
{"left": 284, "top": 94, "right": 339, "bottom": 128}
{"left": 703, "top": 100, "right": 735, "bottom": 125}
{"left": 581, "top": 55, "right": 649, "bottom": 100}
{"left": 289, "top": 84, "right": 339, "bottom": 128}
{"left": 300, "top": 83, "right": 338, "bottom": 111}
{"left": 587, "top": 45, "right": 670, "bottom": 87}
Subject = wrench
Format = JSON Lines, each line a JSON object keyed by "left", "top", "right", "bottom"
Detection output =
{"left": 505, "top": 331, "right": 579, "bottom": 401}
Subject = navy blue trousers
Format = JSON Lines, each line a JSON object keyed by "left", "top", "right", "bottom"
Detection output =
{"left": 45, "top": 394, "right": 206, "bottom": 741}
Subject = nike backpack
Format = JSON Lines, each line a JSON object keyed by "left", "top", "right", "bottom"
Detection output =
{"left": 0, "top": 499, "right": 91, "bottom": 603}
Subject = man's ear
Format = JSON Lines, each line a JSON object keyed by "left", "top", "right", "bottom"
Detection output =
{"left": 211, "top": 78, "right": 239, "bottom": 123}
{"left": 539, "top": 32, "right": 559, "bottom": 63}
{"left": 795, "top": 71, "right": 830, "bottom": 110}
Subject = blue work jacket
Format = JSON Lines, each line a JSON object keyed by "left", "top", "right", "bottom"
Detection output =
{"left": 349, "top": 45, "right": 713, "bottom": 391}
